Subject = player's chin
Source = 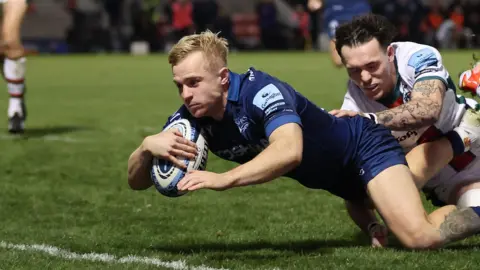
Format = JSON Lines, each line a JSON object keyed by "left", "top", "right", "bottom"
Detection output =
{"left": 189, "top": 107, "right": 207, "bottom": 118}
{"left": 367, "top": 88, "right": 384, "bottom": 101}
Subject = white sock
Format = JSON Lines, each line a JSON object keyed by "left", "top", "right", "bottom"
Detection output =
{"left": 4, "top": 57, "right": 26, "bottom": 98}
{"left": 8, "top": 97, "right": 23, "bottom": 117}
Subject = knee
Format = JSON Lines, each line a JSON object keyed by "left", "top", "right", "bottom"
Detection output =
{"left": 395, "top": 226, "right": 441, "bottom": 250}
{"left": 1, "top": 40, "right": 24, "bottom": 59}
{"left": 1, "top": 33, "right": 23, "bottom": 56}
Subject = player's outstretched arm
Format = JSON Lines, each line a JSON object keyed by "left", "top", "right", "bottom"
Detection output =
{"left": 177, "top": 123, "right": 303, "bottom": 192}
{"left": 223, "top": 123, "right": 303, "bottom": 187}
{"left": 128, "top": 130, "right": 198, "bottom": 190}
{"left": 374, "top": 79, "right": 446, "bottom": 131}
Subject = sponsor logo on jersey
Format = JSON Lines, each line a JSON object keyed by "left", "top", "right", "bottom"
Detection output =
{"left": 396, "top": 130, "right": 418, "bottom": 142}
{"left": 215, "top": 139, "right": 269, "bottom": 160}
{"left": 253, "top": 84, "right": 284, "bottom": 110}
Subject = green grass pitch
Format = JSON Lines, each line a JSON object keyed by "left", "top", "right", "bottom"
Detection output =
{"left": 0, "top": 51, "right": 479, "bottom": 270}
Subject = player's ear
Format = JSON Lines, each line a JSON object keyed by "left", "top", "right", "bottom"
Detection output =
{"left": 219, "top": 67, "right": 229, "bottom": 86}
{"left": 386, "top": 45, "right": 395, "bottom": 63}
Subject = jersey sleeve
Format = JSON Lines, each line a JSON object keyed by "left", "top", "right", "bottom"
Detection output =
{"left": 162, "top": 105, "right": 192, "bottom": 130}
{"left": 340, "top": 90, "right": 363, "bottom": 112}
{"left": 407, "top": 47, "right": 449, "bottom": 85}
{"left": 245, "top": 82, "right": 302, "bottom": 138}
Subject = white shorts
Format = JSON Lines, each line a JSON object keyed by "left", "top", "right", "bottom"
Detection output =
{"left": 423, "top": 97, "right": 480, "bottom": 205}
{"left": 424, "top": 152, "right": 480, "bottom": 205}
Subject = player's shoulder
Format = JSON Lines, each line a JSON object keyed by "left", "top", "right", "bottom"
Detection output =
{"left": 237, "top": 67, "right": 290, "bottom": 101}
{"left": 393, "top": 42, "right": 444, "bottom": 83}
{"left": 393, "top": 42, "right": 442, "bottom": 71}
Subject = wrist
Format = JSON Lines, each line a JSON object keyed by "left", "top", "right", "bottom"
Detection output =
{"left": 140, "top": 136, "right": 153, "bottom": 156}
{"left": 221, "top": 171, "right": 237, "bottom": 189}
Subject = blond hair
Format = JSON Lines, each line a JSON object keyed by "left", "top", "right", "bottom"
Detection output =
{"left": 168, "top": 30, "right": 229, "bottom": 71}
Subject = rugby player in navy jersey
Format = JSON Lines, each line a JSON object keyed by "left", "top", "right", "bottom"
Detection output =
{"left": 128, "top": 31, "right": 480, "bottom": 249}
{"left": 307, "top": 0, "right": 371, "bottom": 67}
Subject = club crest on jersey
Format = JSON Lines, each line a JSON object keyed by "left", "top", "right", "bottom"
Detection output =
{"left": 234, "top": 116, "right": 250, "bottom": 133}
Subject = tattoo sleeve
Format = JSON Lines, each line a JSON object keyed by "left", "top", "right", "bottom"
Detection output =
{"left": 374, "top": 79, "right": 446, "bottom": 131}
{"left": 438, "top": 207, "right": 480, "bottom": 245}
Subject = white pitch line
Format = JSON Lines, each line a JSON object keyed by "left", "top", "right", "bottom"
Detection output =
{"left": 0, "top": 241, "right": 228, "bottom": 270}
{"left": 0, "top": 134, "right": 84, "bottom": 143}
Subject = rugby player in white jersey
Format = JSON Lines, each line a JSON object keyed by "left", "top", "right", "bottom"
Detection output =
{"left": 329, "top": 14, "right": 480, "bottom": 247}
{"left": 0, "top": 0, "right": 30, "bottom": 133}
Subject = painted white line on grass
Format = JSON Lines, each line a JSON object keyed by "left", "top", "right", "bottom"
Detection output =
{"left": 0, "top": 241, "right": 228, "bottom": 270}
{"left": 0, "top": 134, "right": 83, "bottom": 143}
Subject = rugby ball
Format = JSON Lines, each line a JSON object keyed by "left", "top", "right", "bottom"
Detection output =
{"left": 150, "top": 119, "right": 208, "bottom": 197}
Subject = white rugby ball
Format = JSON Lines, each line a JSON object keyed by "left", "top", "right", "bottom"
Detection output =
{"left": 150, "top": 119, "right": 208, "bottom": 197}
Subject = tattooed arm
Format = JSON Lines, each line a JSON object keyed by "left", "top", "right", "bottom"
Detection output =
{"left": 374, "top": 79, "right": 446, "bottom": 131}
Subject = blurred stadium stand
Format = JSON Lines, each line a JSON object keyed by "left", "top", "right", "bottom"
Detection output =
{"left": 17, "top": 0, "right": 480, "bottom": 54}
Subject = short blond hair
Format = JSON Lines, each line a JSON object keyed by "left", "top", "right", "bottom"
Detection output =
{"left": 168, "top": 30, "right": 229, "bottom": 71}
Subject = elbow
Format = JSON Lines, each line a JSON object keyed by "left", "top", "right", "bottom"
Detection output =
{"left": 127, "top": 166, "right": 153, "bottom": 190}
{"left": 128, "top": 176, "right": 152, "bottom": 190}
{"left": 286, "top": 144, "right": 303, "bottom": 168}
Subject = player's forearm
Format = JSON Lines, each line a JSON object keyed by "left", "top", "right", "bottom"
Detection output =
{"left": 374, "top": 98, "right": 441, "bottom": 131}
{"left": 222, "top": 139, "right": 302, "bottom": 188}
{"left": 345, "top": 200, "right": 379, "bottom": 235}
{"left": 127, "top": 144, "right": 154, "bottom": 190}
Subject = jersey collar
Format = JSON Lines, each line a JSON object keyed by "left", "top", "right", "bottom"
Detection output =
{"left": 377, "top": 56, "right": 402, "bottom": 108}
{"left": 227, "top": 71, "right": 241, "bottom": 102}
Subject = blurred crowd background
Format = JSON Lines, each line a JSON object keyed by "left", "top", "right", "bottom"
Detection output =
{"left": 19, "top": 0, "right": 480, "bottom": 54}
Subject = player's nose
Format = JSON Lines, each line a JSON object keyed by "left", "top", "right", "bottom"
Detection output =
{"left": 181, "top": 87, "right": 194, "bottom": 101}
{"left": 360, "top": 70, "right": 372, "bottom": 84}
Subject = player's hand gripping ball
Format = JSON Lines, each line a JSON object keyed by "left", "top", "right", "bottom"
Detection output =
{"left": 150, "top": 119, "right": 208, "bottom": 197}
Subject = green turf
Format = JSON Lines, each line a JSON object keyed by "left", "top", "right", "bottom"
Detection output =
{"left": 0, "top": 51, "right": 479, "bottom": 270}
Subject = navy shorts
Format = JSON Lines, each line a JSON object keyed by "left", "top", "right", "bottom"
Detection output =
{"left": 323, "top": 3, "right": 371, "bottom": 39}
{"left": 333, "top": 116, "right": 408, "bottom": 201}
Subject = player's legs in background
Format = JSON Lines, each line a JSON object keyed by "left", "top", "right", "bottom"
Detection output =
{"left": 329, "top": 39, "right": 342, "bottom": 68}
{"left": 367, "top": 164, "right": 480, "bottom": 249}
{"left": 1, "top": 0, "right": 28, "bottom": 134}
{"left": 324, "top": 17, "right": 343, "bottom": 68}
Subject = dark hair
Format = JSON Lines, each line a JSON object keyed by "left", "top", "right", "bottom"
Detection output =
{"left": 335, "top": 14, "right": 397, "bottom": 57}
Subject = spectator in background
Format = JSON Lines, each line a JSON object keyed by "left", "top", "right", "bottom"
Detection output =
{"left": 390, "top": 0, "right": 425, "bottom": 42}
{"left": 193, "top": 0, "right": 218, "bottom": 32}
{"left": 422, "top": 0, "right": 445, "bottom": 46}
{"left": 104, "top": 0, "right": 129, "bottom": 52}
{"left": 212, "top": 5, "right": 237, "bottom": 50}
{"left": 256, "top": 0, "right": 282, "bottom": 50}
{"left": 464, "top": 3, "right": 480, "bottom": 47}
{"left": 171, "top": 0, "right": 194, "bottom": 42}
{"left": 292, "top": 4, "right": 310, "bottom": 50}
{"left": 65, "top": 0, "right": 109, "bottom": 53}
{"left": 130, "top": 0, "right": 162, "bottom": 51}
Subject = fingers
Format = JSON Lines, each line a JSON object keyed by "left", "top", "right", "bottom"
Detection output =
{"left": 170, "top": 148, "right": 196, "bottom": 160}
{"left": 174, "top": 136, "right": 197, "bottom": 150}
{"left": 177, "top": 171, "right": 203, "bottom": 191}
{"left": 329, "top": 110, "right": 353, "bottom": 118}
{"left": 177, "top": 175, "right": 191, "bottom": 190}
{"left": 187, "top": 182, "right": 204, "bottom": 191}
{"left": 329, "top": 109, "right": 340, "bottom": 116}
{"left": 166, "top": 154, "right": 187, "bottom": 169}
